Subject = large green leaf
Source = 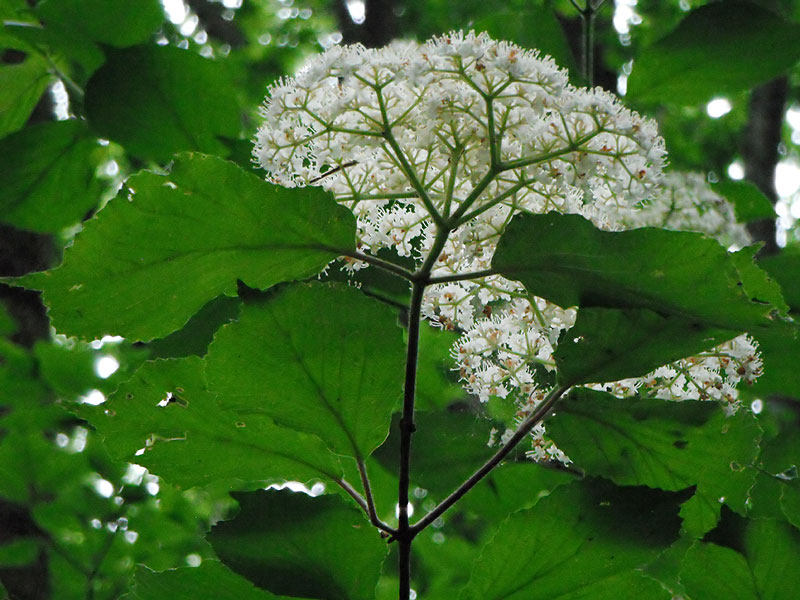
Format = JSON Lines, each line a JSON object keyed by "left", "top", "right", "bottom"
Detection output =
{"left": 0, "top": 56, "right": 51, "bottom": 138}
{"left": 85, "top": 45, "right": 240, "bottom": 161}
{"left": 21, "top": 154, "right": 356, "bottom": 341}
{"left": 37, "top": 0, "right": 163, "bottom": 48}
{"left": 547, "top": 389, "right": 761, "bottom": 536}
{"left": 128, "top": 562, "right": 289, "bottom": 600}
{"left": 492, "top": 213, "right": 773, "bottom": 330}
{"left": 208, "top": 490, "right": 388, "bottom": 600}
{"left": 206, "top": 283, "right": 404, "bottom": 458}
{"left": 459, "top": 480, "right": 678, "bottom": 600}
{"left": 627, "top": 1, "right": 800, "bottom": 106}
{"left": 0, "top": 120, "right": 100, "bottom": 232}
{"left": 680, "top": 519, "right": 800, "bottom": 599}
{"left": 554, "top": 307, "right": 735, "bottom": 386}
{"left": 83, "top": 357, "right": 342, "bottom": 490}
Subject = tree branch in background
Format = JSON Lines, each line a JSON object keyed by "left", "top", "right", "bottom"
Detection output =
{"left": 742, "top": 76, "right": 788, "bottom": 257}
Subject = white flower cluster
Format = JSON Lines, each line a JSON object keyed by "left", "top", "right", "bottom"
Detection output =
{"left": 255, "top": 32, "right": 760, "bottom": 464}
{"left": 624, "top": 171, "right": 751, "bottom": 249}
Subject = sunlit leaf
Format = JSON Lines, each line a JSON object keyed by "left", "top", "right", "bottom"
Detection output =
{"left": 206, "top": 283, "right": 404, "bottom": 459}
{"left": 627, "top": 2, "right": 800, "bottom": 105}
{"left": 492, "top": 213, "right": 774, "bottom": 330}
{"left": 0, "top": 120, "right": 100, "bottom": 232}
{"left": 83, "top": 357, "right": 343, "bottom": 490}
{"left": 208, "top": 490, "right": 387, "bottom": 600}
{"left": 459, "top": 480, "right": 678, "bottom": 599}
{"left": 20, "top": 154, "right": 355, "bottom": 341}
{"left": 85, "top": 46, "right": 240, "bottom": 160}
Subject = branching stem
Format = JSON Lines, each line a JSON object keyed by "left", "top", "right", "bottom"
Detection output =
{"left": 410, "top": 385, "right": 570, "bottom": 534}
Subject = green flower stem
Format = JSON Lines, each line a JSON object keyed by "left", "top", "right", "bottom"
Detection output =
{"left": 410, "top": 385, "right": 571, "bottom": 535}
{"left": 427, "top": 268, "right": 497, "bottom": 284}
{"left": 342, "top": 249, "right": 416, "bottom": 281}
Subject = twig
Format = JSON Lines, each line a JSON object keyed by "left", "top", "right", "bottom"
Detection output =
{"left": 410, "top": 385, "right": 570, "bottom": 534}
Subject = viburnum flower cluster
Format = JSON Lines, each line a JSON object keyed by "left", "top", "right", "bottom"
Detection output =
{"left": 254, "top": 31, "right": 761, "bottom": 463}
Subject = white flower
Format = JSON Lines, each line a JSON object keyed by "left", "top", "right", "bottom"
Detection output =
{"left": 255, "top": 31, "right": 759, "bottom": 465}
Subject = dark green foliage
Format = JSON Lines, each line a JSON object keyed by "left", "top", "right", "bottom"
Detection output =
{"left": 85, "top": 46, "right": 240, "bottom": 161}
{"left": 627, "top": 1, "right": 800, "bottom": 105}
{"left": 209, "top": 490, "right": 387, "bottom": 600}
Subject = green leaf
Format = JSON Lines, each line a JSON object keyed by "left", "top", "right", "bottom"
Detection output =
{"left": 21, "top": 154, "right": 355, "bottom": 341}
{"left": 492, "top": 213, "right": 772, "bottom": 330}
{"left": 85, "top": 46, "right": 240, "bottom": 161}
{"left": 208, "top": 490, "right": 388, "bottom": 600}
{"left": 148, "top": 295, "right": 241, "bottom": 359}
{"left": 83, "top": 357, "right": 342, "bottom": 490}
{"left": 0, "top": 120, "right": 100, "bottom": 232}
{"left": 680, "top": 519, "right": 800, "bottom": 599}
{"left": 37, "top": 0, "right": 163, "bottom": 48}
{"left": 206, "top": 283, "right": 404, "bottom": 458}
{"left": 751, "top": 322, "right": 800, "bottom": 398}
{"left": 759, "top": 249, "right": 800, "bottom": 313}
{"left": 730, "top": 246, "right": 789, "bottom": 316}
{"left": 547, "top": 389, "right": 761, "bottom": 535}
{"left": 554, "top": 307, "right": 735, "bottom": 386}
{"left": 474, "top": 6, "right": 576, "bottom": 77}
{"left": 373, "top": 408, "right": 493, "bottom": 497}
{"left": 0, "top": 56, "right": 52, "bottom": 138}
{"left": 128, "top": 562, "right": 288, "bottom": 600}
{"left": 0, "top": 539, "right": 39, "bottom": 567}
{"left": 459, "top": 480, "right": 678, "bottom": 600}
{"left": 627, "top": 1, "right": 800, "bottom": 106}
{"left": 714, "top": 180, "right": 775, "bottom": 223}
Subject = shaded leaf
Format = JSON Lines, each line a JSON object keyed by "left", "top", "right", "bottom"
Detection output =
{"left": 459, "top": 480, "right": 678, "bottom": 600}
{"left": 554, "top": 307, "right": 734, "bottom": 386}
{"left": 128, "top": 561, "right": 288, "bottom": 600}
{"left": 0, "top": 120, "right": 100, "bottom": 232}
{"left": 492, "top": 212, "right": 773, "bottom": 330}
{"left": 730, "top": 246, "right": 788, "bottom": 315}
{"left": 148, "top": 295, "right": 240, "bottom": 359}
{"left": 85, "top": 46, "right": 240, "bottom": 161}
{"left": 20, "top": 154, "right": 355, "bottom": 341}
{"left": 37, "top": 0, "right": 163, "bottom": 48}
{"left": 0, "top": 56, "right": 51, "bottom": 138}
{"left": 373, "top": 408, "right": 493, "bottom": 497}
{"left": 714, "top": 180, "right": 775, "bottom": 223}
{"left": 83, "top": 357, "right": 342, "bottom": 490}
{"left": 209, "top": 490, "right": 387, "bottom": 600}
{"left": 680, "top": 519, "right": 800, "bottom": 599}
{"left": 547, "top": 389, "right": 761, "bottom": 534}
{"left": 758, "top": 249, "right": 800, "bottom": 313}
{"left": 206, "top": 283, "right": 404, "bottom": 458}
{"left": 627, "top": 1, "right": 800, "bottom": 105}
{"left": 751, "top": 322, "right": 800, "bottom": 398}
